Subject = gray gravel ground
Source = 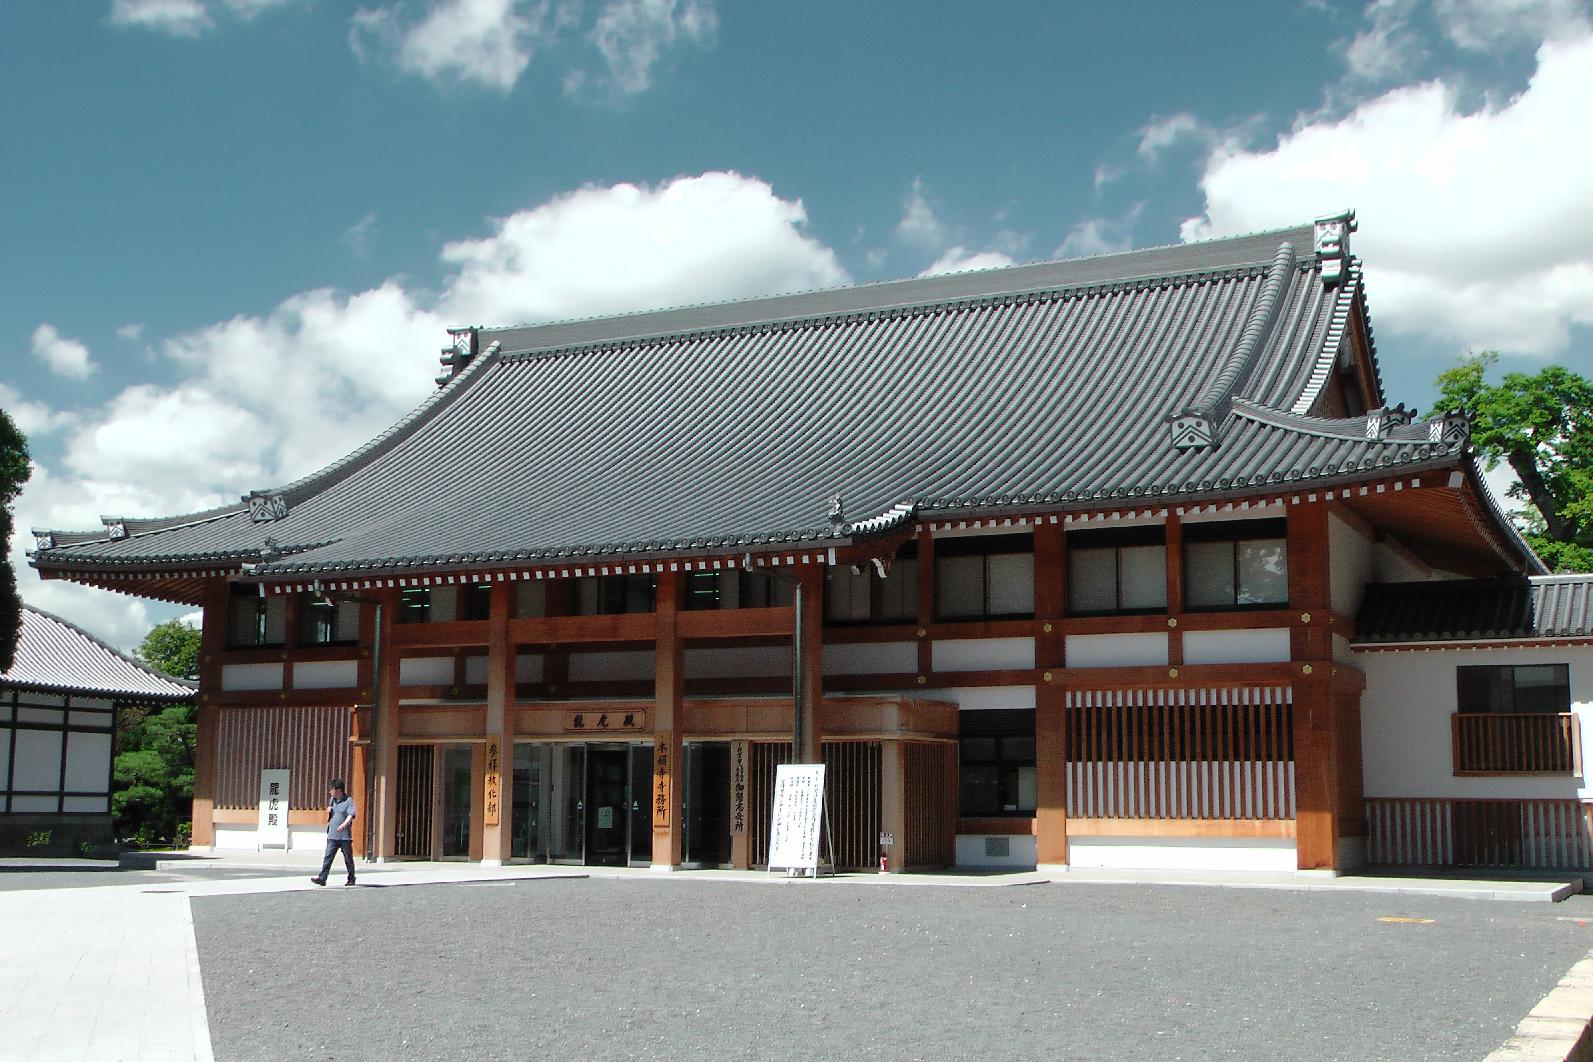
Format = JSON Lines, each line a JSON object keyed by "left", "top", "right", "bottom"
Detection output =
{"left": 192, "top": 878, "right": 1593, "bottom": 1062}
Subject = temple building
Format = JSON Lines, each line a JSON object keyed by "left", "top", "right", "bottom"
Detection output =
{"left": 31, "top": 211, "right": 1590, "bottom": 874}
{"left": 1, "top": 605, "right": 195, "bottom": 854}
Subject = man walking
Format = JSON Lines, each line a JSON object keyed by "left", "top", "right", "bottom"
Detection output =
{"left": 311, "top": 778, "right": 357, "bottom": 887}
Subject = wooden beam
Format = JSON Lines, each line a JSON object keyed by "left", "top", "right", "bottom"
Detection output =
{"left": 508, "top": 613, "right": 655, "bottom": 646}
{"left": 679, "top": 606, "right": 794, "bottom": 640}
{"left": 1067, "top": 818, "right": 1295, "bottom": 838}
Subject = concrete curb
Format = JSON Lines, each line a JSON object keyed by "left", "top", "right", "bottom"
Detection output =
{"left": 1486, "top": 949, "right": 1593, "bottom": 1061}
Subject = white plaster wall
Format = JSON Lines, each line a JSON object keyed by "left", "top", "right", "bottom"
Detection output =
{"left": 1065, "top": 633, "right": 1168, "bottom": 668}
{"left": 955, "top": 834, "right": 1038, "bottom": 869}
{"left": 824, "top": 642, "right": 916, "bottom": 676}
{"left": 0, "top": 729, "right": 7, "bottom": 787}
{"left": 933, "top": 637, "right": 1035, "bottom": 672}
{"left": 71, "top": 697, "right": 114, "bottom": 710}
{"left": 16, "top": 705, "right": 66, "bottom": 724}
{"left": 923, "top": 686, "right": 1037, "bottom": 711}
{"left": 12, "top": 730, "right": 61, "bottom": 789}
{"left": 568, "top": 650, "right": 656, "bottom": 683}
{"left": 464, "top": 655, "right": 489, "bottom": 685}
{"left": 399, "top": 657, "right": 453, "bottom": 685}
{"left": 1064, "top": 837, "right": 1297, "bottom": 872}
{"left": 221, "top": 663, "right": 285, "bottom": 691}
{"left": 516, "top": 654, "right": 545, "bottom": 682}
{"left": 64, "top": 732, "right": 111, "bottom": 792}
{"left": 1183, "top": 629, "right": 1290, "bottom": 665}
{"left": 1328, "top": 511, "right": 1375, "bottom": 616}
{"left": 1357, "top": 643, "right": 1593, "bottom": 800}
{"left": 214, "top": 823, "right": 324, "bottom": 852}
{"left": 294, "top": 660, "right": 359, "bottom": 689}
{"left": 686, "top": 646, "right": 791, "bottom": 679}
{"left": 68, "top": 710, "right": 113, "bottom": 729}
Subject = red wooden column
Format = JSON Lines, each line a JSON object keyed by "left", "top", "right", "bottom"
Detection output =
{"left": 652, "top": 569, "right": 684, "bottom": 868}
{"left": 372, "top": 590, "right": 400, "bottom": 861}
{"left": 1034, "top": 522, "right": 1068, "bottom": 867}
{"left": 481, "top": 582, "right": 514, "bottom": 864}
{"left": 1288, "top": 501, "right": 1362, "bottom": 870}
{"left": 191, "top": 579, "right": 230, "bottom": 848}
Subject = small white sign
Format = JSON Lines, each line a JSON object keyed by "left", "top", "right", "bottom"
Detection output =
{"left": 767, "top": 764, "right": 825, "bottom": 875}
{"left": 257, "top": 769, "right": 291, "bottom": 850}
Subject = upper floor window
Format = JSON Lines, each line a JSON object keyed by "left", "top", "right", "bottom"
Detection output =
{"left": 227, "top": 585, "right": 286, "bottom": 647}
{"left": 935, "top": 535, "right": 1032, "bottom": 621}
{"left": 826, "top": 548, "right": 917, "bottom": 624}
{"left": 737, "top": 571, "right": 796, "bottom": 609}
{"left": 685, "top": 571, "right": 723, "bottom": 611}
{"left": 1457, "top": 664, "right": 1571, "bottom": 713}
{"left": 460, "top": 582, "right": 493, "bottom": 621}
{"left": 397, "top": 588, "right": 432, "bottom": 624}
{"left": 576, "top": 574, "right": 655, "bottom": 615}
{"left": 1067, "top": 526, "right": 1166, "bottom": 615}
{"left": 1183, "top": 519, "right": 1288, "bottom": 610}
{"left": 959, "top": 708, "right": 1037, "bottom": 818}
{"left": 299, "top": 595, "right": 360, "bottom": 645}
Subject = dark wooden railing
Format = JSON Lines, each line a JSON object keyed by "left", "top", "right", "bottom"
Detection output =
{"left": 1366, "top": 797, "right": 1593, "bottom": 869}
{"left": 1452, "top": 713, "right": 1580, "bottom": 775}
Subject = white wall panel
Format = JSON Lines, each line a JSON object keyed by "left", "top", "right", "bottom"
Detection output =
{"left": 924, "top": 686, "right": 1036, "bottom": 711}
{"left": 1328, "top": 511, "right": 1374, "bottom": 616}
{"left": 824, "top": 642, "right": 917, "bottom": 676}
{"left": 399, "top": 657, "right": 453, "bottom": 685}
{"left": 1183, "top": 629, "right": 1290, "bottom": 665}
{"left": 933, "top": 637, "right": 1034, "bottom": 672}
{"left": 516, "top": 654, "right": 545, "bottom": 682}
{"left": 64, "top": 732, "right": 112, "bottom": 793}
{"left": 294, "top": 660, "right": 359, "bottom": 689}
{"left": 464, "top": 655, "right": 489, "bottom": 684}
{"left": 13, "top": 730, "right": 62, "bottom": 790}
{"left": 0, "top": 728, "right": 8, "bottom": 787}
{"left": 1063, "top": 837, "right": 1297, "bottom": 872}
{"left": 1064, "top": 633, "right": 1168, "bottom": 667}
{"left": 221, "top": 663, "right": 285, "bottom": 691}
{"left": 568, "top": 651, "right": 656, "bottom": 682}
{"left": 686, "top": 646, "right": 791, "bottom": 679}
{"left": 16, "top": 706, "right": 66, "bottom": 724}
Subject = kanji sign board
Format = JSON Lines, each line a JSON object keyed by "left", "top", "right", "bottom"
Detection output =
{"left": 766, "top": 764, "right": 825, "bottom": 876}
{"left": 257, "top": 769, "right": 291, "bottom": 850}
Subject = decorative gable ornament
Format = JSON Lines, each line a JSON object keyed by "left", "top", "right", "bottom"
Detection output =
{"left": 1313, "top": 209, "right": 1357, "bottom": 287}
{"left": 33, "top": 532, "right": 54, "bottom": 551}
{"left": 1171, "top": 412, "right": 1217, "bottom": 450}
{"left": 828, "top": 494, "right": 846, "bottom": 533}
{"left": 247, "top": 491, "right": 290, "bottom": 523}
{"left": 1364, "top": 404, "right": 1414, "bottom": 439}
{"left": 105, "top": 521, "right": 128, "bottom": 541}
{"left": 436, "top": 327, "right": 477, "bottom": 386}
{"left": 1427, "top": 410, "right": 1471, "bottom": 447}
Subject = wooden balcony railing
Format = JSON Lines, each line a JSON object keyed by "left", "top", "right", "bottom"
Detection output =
{"left": 1451, "top": 712, "right": 1581, "bottom": 775}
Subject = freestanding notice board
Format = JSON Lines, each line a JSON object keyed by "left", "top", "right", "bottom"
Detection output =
{"left": 257, "top": 768, "right": 290, "bottom": 851}
{"left": 766, "top": 763, "right": 826, "bottom": 876}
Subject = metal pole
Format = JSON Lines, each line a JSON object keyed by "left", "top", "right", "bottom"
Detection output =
{"left": 791, "top": 580, "right": 804, "bottom": 763}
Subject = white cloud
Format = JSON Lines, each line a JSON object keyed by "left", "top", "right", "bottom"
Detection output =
{"left": 919, "top": 248, "right": 1017, "bottom": 277}
{"left": 109, "top": 0, "right": 214, "bottom": 36}
{"left": 893, "top": 177, "right": 947, "bottom": 250}
{"left": 351, "top": 0, "right": 577, "bottom": 93}
{"left": 1342, "top": 0, "right": 1424, "bottom": 81}
{"left": 1137, "top": 112, "right": 1213, "bottom": 161}
{"left": 1056, "top": 206, "right": 1144, "bottom": 260}
{"left": 14, "top": 172, "right": 846, "bottom": 646}
{"left": 0, "top": 384, "right": 75, "bottom": 438}
{"left": 30, "top": 324, "right": 96, "bottom": 380}
{"left": 1432, "top": 0, "right": 1590, "bottom": 52}
{"left": 341, "top": 211, "right": 379, "bottom": 258}
{"left": 580, "top": 0, "right": 716, "bottom": 96}
{"left": 116, "top": 322, "right": 145, "bottom": 341}
{"left": 1181, "top": 31, "right": 1593, "bottom": 357}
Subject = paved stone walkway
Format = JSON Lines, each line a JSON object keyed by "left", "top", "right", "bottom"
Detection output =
{"left": 0, "top": 856, "right": 1586, "bottom": 1061}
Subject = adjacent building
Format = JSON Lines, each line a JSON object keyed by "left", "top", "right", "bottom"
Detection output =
{"left": 1, "top": 605, "right": 195, "bottom": 854}
{"left": 33, "top": 211, "right": 1585, "bottom": 875}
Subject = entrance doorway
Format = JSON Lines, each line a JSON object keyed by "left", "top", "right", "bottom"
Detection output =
{"left": 393, "top": 742, "right": 476, "bottom": 860}
{"left": 512, "top": 741, "right": 652, "bottom": 866}
{"left": 684, "top": 742, "right": 732, "bottom": 868}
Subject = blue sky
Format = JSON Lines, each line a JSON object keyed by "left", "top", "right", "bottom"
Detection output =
{"left": 3, "top": 0, "right": 1591, "bottom": 648}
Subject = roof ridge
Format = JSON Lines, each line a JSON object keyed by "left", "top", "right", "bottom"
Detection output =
{"left": 1184, "top": 242, "right": 1298, "bottom": 422}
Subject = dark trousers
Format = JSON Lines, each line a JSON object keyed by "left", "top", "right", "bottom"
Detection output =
{"left": 319, "top": 838, "right": 355, "bottom": 882}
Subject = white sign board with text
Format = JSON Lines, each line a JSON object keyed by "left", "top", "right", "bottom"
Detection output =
{"left": 767, "top": 764, "right": 825, "bottom": 875}
{"left": 257, "top": 769, "right": 291, "bottom": 850}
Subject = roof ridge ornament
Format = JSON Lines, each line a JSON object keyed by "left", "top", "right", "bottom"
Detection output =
{"left": 1364, "top": 403, "right": 1415, "bottom": 439}
{"left": 246, "top": 490, "right": 289, "bottom": 523}
{"left": 436, "top": 327, "right": 478, "bottom": 386}
{"left": 1314, "top": 209, "right": 1357, "bottom": 287}
{"left": 1425, "top": 409, "right": 1471, "bottom": 447}
{"left": 828, "top": 493, "right": 845, "bottom": 533}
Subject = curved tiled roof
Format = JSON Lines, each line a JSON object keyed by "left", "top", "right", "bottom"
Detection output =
{"left": 31, "top": 220, "right": 1514, "bottom": 583}
{"left": 1355, "top": 575, "right": 1593, "bottom": 644}
{"left": 2, "top": 607, "right": 196, "bottom": 700}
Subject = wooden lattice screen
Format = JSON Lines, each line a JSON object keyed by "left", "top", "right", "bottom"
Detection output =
{"left": 214, "top": 705, "right": 352, "bottom": 811}
{"left": 1366, "top": 797, "right": 1593, "bottom": 869}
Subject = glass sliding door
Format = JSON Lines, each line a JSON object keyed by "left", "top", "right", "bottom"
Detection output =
{"left": 684, "top": 741, "right": 732, "bottom": 868}
{"left": 629, "top": 743, "right": 653, "bottom": 866}
{"left": 511, "top": 742, "right": 549, "bottom": 862}
{"left": 440, "top": 743, "right": 473, "bottom": 860}
{"left": 548, "top": 744, "right": 585, "bottom": 863}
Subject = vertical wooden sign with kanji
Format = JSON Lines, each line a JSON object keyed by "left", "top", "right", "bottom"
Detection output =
{"left": 483, "top": 738, "right": 501, "bottom": 828}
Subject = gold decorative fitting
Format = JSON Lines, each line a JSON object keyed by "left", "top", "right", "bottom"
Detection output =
{"left": 1168, "top": 667, "right": 1179, "bottom": 678}
{"left": 1043, "top": 671, "right": 1053, "bottom": 683}
{"left": 1300, "top": 612, "right": 1312, "bottom": 623}
{"left": 1167, "top": 617, "right": 1178, "bottom": 628}
{"left": 916, "top": 674, "right": 927, "bottom": 685}
{"left": 917, "top": 628, "right": 927, "bottom": 638}
{"left": 1042, "top": 622, "right": 1053, "bottom": 634}
{"left": 1302, "top": 664, "right": 1314, "bottom": 676}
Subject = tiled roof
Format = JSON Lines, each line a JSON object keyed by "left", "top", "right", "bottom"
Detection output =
{"left": 1355, "top": 575, "right": 1593, "bottom": 644}
{"left": 30, "top": 221, "right": 1498, "bottom": 582}
{"left": 2, "top": 606, "right": 196, "bottom": 700}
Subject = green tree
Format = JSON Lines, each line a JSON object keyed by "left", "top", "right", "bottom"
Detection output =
{"left": 115, "top": 620, "right": 201, "bottom": 845}
{"left": 1436, "top": 352, "right": 1593, "bottom": 573}
{"left": 0, "top": 407, "right": 30, "bottom": 672}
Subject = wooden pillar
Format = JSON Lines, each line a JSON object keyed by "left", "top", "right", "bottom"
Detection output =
{"left": 481, "top": 582, "right": 514, "bottom": 864}
{"left": 349, "top": 713, "right": 368, "bottom": 858}
{"left": 1164, "top": 515, "right": 1184, "bottom": 666}
{"left": 795, "top": 565, "right": 824, "bottom": 762}
{"left": 651, "top": 569, "right": 684, "bottom": 869}
{"left": 881, "top": 740, "right": 905, "bottom": 871}
{"left": 372, "top": 591, "right": 400, "bottom": 861}
{"left": 730, "top": 739, "right": 750, "bottom": 869}
{"left": 191, "top": 579, "right": 230, "bottom": 848}
{"left": 1287, "top": 501, "right": 1358, "bottom": 870}
{"left": 915, "top": 530, "right": 934, "bottom": 678}
{"left": 1034, "top": 522, "right": 1068, "bottom": 867}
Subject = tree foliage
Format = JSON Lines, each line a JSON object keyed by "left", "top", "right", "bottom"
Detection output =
{"left": 1436, "top": 351, "right": 1593, "bottom": 573}
{"left": 0, "top": 407, "right": 30, "bottom": 672}
{"left": 115, "top": 620, "right": 202, "bottom": 845}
